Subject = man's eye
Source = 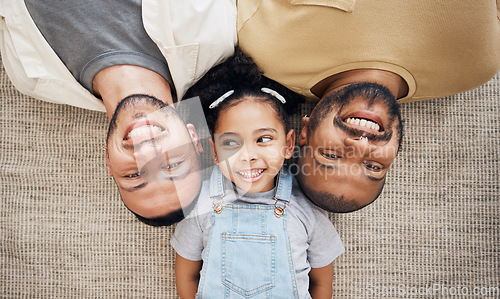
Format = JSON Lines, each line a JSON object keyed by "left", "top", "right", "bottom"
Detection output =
{"left": 125, "top": 169, "right": 147, "bottom": 178}
{"left": 162, "top": 162, "right": 181, "bottom": 171}
{"left": 125, "top": 172, "right": 140, "bottom": 178}
{"left": 322, "top": 153, "right": 341, "bottom": 159}
{"left": 364, "top": 162, "right": 384, "bottom": 171}
{"left": 257, "top": 136, "right": 272, "bottom": 143}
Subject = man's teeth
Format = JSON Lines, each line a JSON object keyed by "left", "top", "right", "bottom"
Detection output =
{"left": 238, "top": 169, "right": 264, "bottom": 178}
{"left": 126, "top": 125, "right": 163, "bottom": 139}
{"left": 346, "top": 118, "right": 381, "bottom": 131}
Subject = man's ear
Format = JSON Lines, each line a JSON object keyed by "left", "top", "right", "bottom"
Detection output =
{"left": 105, "top": 147, "right": 113, "bottom": 176}
{"left": 186, "top": 123, "right": 203, "bottom": 154}
{"left": 285, "top": 129, "right": 296, "bottom": 159}
{"left": 209, "top": 138, "right": 219, "bottom": 164}
{"left": 298, "top": 115, "right": 310, "bottom": 146}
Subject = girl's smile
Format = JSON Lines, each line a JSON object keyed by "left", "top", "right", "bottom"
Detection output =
{"left": 235, "top": 168, "right": 266, "bottom": 184}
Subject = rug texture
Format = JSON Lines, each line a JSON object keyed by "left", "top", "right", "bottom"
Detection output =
{"left": 1, "top": 54, "right": 499, "bottom": 298}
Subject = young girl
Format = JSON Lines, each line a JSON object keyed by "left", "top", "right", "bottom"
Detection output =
{"left": 171, "top": 49, "right": 344, "bottom": 298}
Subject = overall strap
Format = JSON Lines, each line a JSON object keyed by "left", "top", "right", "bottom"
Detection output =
{"left": 209, "top": 166, "right": 225, "bottom": 213}
{"left": 275, "top": 167, "right": 293, "bottom": 203}
{"left": 209, "top": 165, "right": 225, "bottom": 198}
{"left": 273, "top": 167, "right": 293, "bottom": 217}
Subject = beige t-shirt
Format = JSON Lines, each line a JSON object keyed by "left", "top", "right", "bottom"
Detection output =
{"left": 238, "top": 0, "right": 500, "bottom": 103}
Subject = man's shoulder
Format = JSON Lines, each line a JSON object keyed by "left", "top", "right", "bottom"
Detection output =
{"left": 183, "top": 178, "right": 212, "bottom": 219}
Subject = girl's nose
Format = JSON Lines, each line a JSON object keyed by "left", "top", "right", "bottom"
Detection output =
{"left": 238, "top": 145, "right": 258, "bottom": 162}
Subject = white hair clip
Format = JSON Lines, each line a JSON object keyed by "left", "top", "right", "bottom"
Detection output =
{"left": 261, "top": 88, "right": 286, "bottom": 104}
{"left": 209, "top": 90, "right": 234, "bottom": 109}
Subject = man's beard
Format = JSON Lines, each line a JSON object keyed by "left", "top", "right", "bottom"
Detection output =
{"left": 311, "top": 82, "right": 403, "bottom": 145}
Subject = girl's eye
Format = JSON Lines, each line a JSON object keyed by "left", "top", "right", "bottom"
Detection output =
{"left": 257, "top": 136, "right": 272, "bottom": 143}
{"left": 364, "top": 162, "right": 384, "bottom": 172}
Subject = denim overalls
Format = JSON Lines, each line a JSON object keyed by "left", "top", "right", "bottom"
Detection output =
{"left": 196, "top": 166, "right": 299, "bottom": 298}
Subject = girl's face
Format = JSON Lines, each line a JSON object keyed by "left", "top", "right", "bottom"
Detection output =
{"left": 211, "top": 99, "right": 295, "bottom": 193}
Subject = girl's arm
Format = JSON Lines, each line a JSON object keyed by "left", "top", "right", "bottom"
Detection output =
{"left": 309, "top": 262, "right": 334, "bottom": 299}
{"left": 175, "top": 253, "right": 203, "bottom": 299}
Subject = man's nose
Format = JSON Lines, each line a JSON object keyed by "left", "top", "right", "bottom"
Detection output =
{"left": 344, "top": 136, "right": 375, "bottom": 155}
{"left": 134, "top": 143, "right": 166, "bottom": 169}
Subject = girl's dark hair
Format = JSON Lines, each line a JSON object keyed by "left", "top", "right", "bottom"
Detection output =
{"left": 183, "top": 47, "right": 303, "bottom": 136}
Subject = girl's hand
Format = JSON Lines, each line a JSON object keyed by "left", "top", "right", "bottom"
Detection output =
{"left": 175, "top": 253, "right": 203, "bottom": 299}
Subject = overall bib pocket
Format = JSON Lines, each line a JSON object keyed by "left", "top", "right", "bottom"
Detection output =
{"left": 221, "top": 233, "right": 276, "bottom": 297}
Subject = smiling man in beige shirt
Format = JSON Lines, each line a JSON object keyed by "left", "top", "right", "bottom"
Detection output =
{"left": 238, "top": 0, "right": 500, "bottom": 213}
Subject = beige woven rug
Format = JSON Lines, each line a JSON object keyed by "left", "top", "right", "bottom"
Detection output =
{"left": 1, "top": 55, "right": 499, "bottom": 298}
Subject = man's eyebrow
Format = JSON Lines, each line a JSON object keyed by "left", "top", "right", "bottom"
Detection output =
{"left": 366, "top": 174, "right": 386, "bottom": 182}
{"left": 121, "top": 182, "right": 148, "bottom": 193}
{"left": 314, "top": 156, "right": 337, "bottom": 170}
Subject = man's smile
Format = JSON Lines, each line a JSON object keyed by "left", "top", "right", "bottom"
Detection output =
{"left": 343, "top": 111, "right": 384, "bottom": 135}
{"left": 123, "top": 120, "right": 166, "bottom": 145}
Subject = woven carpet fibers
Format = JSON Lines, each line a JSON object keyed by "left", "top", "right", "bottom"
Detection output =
{"left": 1, "top": 60, "right": 498, "bottom": 297}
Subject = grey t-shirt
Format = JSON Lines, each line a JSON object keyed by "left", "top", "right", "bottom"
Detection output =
{"left": 171, "top": 173, "right": 345, "bottom": 298}
{"left": 24, "top": 0, "right": 173, "bottom": 94}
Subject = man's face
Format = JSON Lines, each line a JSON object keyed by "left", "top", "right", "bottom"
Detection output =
{"left": 297, "top": 84, "right": 402, "bottom": 212}
{"left": 106, "top": 96, "right": 202, "bottom": 220}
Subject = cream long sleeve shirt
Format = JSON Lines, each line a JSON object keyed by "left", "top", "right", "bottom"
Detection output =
{"left": 0, "top": 0, "right": 237, "bottom": 112}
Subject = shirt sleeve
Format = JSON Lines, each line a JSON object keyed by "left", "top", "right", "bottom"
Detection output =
{"left": 307, "top": 209, "right": 345, "bottom": 268}
{"left": 170, "top": 215, "right": 204, "bottom": 261}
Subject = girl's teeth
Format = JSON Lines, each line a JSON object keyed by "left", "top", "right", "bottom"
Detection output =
{"left": 239, "top": 169, "right": 264, "bottom": 178}
{"left": 345, "top": 118, "right": 381, "bottom": 131}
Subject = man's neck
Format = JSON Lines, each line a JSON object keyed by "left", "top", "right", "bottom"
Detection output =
{"left": 93, "top": 65, "right": 173, "bottom": 120}
{"left": 311, "top": 69, "right": 409, "bottom": 99}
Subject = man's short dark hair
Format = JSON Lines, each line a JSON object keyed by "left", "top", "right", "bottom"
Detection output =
{"left": 132, "top": 210, "right": 185, "bottom": 227}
